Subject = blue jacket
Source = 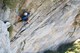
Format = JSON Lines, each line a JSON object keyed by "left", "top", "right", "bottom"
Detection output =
{"left": 21, "top": 12, "right": 30, "bottom": 21}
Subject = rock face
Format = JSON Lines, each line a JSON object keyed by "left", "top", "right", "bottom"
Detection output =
{"left": 0, "top": 0, "right": 80, "bottom": 53}
{"left": 0, "top": 20, "right": 11, "bottom": 53}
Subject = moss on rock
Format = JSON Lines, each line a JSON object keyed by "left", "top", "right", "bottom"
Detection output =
{"left": 3, "top": 0, "right": 19, "bottom": 9}
{"left": 3, "top": 0, "right": 25, "bottom": 9}
{"left": 44, "top": 39, "right": 80, "bottom": 53}
{"left": 65, "top": 39, "right": 80, "bottom": 53}
{"left": 8, "top": 25, "right": 13, "bottom": 38}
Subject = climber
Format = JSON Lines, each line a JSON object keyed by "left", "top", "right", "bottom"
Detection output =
{"left": 14, "top": 10, "right": 30, "bottom": 25}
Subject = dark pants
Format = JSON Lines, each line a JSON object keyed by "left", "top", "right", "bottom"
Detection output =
{"left": 14, "top": 20, "right": 28, "bottom": 25}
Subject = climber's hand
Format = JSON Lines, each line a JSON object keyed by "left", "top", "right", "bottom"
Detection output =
{"left": 17, "top": 16, "right": 21, "bottom": 20}
{"left": 27, "top": 19, "right": 30, "bottom": 24}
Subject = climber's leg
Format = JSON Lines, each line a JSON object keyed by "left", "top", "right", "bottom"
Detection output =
{"left": 14, "top": 20, "right": 22, "bottom": 26}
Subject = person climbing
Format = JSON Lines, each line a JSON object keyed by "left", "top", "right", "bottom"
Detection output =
{"left": 11, "top": 10, "right": 30, "bottom": 42}
{"left": 14, "top": 10, "right": 30, "bottom": 25}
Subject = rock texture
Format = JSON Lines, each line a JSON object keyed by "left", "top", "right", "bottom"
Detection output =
{"left": 11, "top": 0, "right": 80, "bottom": 53}
{"left": 0, "top": 20, "right": 11, "bottom": 53}
{"left": 0, "top": 0, "right": 80, "bottom": 53}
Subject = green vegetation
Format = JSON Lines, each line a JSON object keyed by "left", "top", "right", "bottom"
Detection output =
{"left": 58, "top": 43, "right": 74, "bottom": 53}
{"left": 2, "top": 0, "right": 25, "bottom": 9}
{"left": 44, "top": 40, "right": 80, "bottom": 53}
{"left": 3, "top": 0, "right": 19, "bottom": 9}
{"left": 0, "top": 0, "right": 3, "bottom": 3}
{"left": 8, "top": 25, "right": 13, "bottom": 37}
{"left": 65, "top": 40, "right": 80, "bottom": 53}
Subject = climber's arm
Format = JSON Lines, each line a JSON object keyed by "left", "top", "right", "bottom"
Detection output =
{"left": 27, "top": 18, "right": 30, "bottom": 24}
{"left": 17, "top": 16, "right": 21, "bottom": 20}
